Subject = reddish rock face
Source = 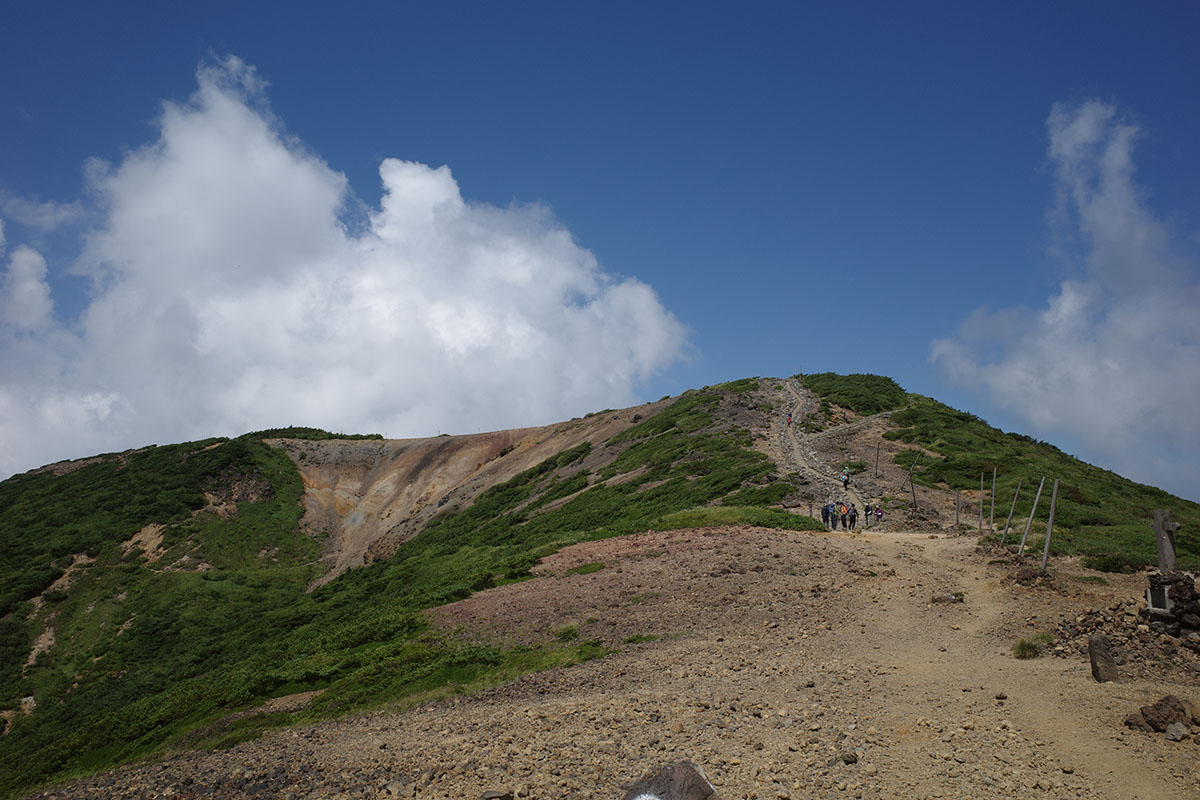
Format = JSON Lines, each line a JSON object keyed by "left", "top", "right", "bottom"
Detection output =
{"left": 268, "top": 401, "right": 669, "bottom": 585}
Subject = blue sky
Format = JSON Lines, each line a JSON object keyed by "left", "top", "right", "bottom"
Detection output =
{"left": 2, "top": 1, "right": 1199, "bottom": 500}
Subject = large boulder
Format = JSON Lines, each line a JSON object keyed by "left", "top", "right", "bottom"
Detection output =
{"left": 1088, "top": 634, "right": 1120, "bottom": 683}
{"left": 1138, "top": 695, "right": 1191, "bottom": 733}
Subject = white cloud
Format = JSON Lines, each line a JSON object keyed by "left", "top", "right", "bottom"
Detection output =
{"left": 0, "top": 194, "right": 85, "bottom": 232}
{"left": 0, "top": 56, "right": 687, "bottom": 478}
{"left": 1, "top": 244, "right": 54, "bottom": 331}
{"left": 933, "top": 100, "right": 1200, "bottom": 499}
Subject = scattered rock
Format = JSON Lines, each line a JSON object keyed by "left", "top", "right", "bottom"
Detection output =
{"left": 1164, "top": 722, "right": 1191, "bottom": 742}
{"left": 1123, "top": 710, "right": 1154, "bottom": 733}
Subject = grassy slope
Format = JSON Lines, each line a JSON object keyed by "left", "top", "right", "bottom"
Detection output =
{"left": 801, "top": 374, "right": 1200, "bottom": 570}
{"left": 0, "top": 382, "right": 821, "bottom": 797}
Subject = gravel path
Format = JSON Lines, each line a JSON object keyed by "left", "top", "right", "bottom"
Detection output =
{"left": 28, "top": 527, "right": 1199, "bottom": 800}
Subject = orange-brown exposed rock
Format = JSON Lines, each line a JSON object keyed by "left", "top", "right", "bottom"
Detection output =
{"left": 271, "top": 401, "right": 668, "bottom": 585}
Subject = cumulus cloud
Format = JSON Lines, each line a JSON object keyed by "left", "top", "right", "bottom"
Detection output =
{"left": 0, "top": 56, "right": 687, "bottom": 478}
{"left": 932, "top": 101, "right": 1200, "bottom": 498}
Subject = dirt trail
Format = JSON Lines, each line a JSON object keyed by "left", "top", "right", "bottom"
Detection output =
{"left": 36, "top": 527, "right": 1199, "bottom": 800}
{"left": 775, "top": 379, "right": 871, "bottom": 512}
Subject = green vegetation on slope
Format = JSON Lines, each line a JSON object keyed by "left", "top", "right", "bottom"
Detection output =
{"left": 0, "top": 385, "right": 806, "bottom": 797}
{"left": 800, "top": 373, "right": 908, "bottom": 415}
{"left": 887, "top": 394, "right": 1200, "bottom": 569}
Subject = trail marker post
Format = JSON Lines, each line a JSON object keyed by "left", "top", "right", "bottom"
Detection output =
{"left": 1017, "top": 476, "right": 1046, "bottom": 557}
{"left": 955, "top": 489, "right": 960, "bottom": 527}
{"left": 1152, "top": 509, "right": 1180, "bottom": 571}
{"left": 875, "top": 442, "right": 881, "bottom": 477}
{"left": 1040, "top": 479, "right": 1060, "bottom": 573}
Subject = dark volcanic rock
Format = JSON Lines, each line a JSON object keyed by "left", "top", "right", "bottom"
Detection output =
{"left": 1139, "top": 695, "right": 1191, "bottom": 733}
{"left": 622, "top": 761, "right": 719, "bottom": 800}
{"left": 1088, "top": 634, "right": 1120, "bottom": 683}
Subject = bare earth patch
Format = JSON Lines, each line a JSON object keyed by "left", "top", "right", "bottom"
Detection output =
{"left": 34, "top": 527, "right": 1200, "bottom": 800}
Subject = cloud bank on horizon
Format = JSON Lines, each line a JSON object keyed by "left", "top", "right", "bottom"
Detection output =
{"left": 933, "top": 100, "right": 1200, "bottom": 497}
{"left": 0, "top": 56, "right": 687, "bottom": 478}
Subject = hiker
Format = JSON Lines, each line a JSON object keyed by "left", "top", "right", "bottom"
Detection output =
{"left": 839, "top": 503, "right": 849, "bottom": 529}
{"left": 821, "top": 503, "right": 830, "bottom": 528}
{"left": 786, "top": 412, "right": 792, "bottom": 425}
{"left": 849, "top": 504, "right": 858, "bottom": 530}
{"left": 875, "top": 506, "right": 883, "bottom": 524}
{"left": 841, "top": 472, "right": 850, "bottom": 490}
{"left": 864, "top": 503, "right": 872, "bottom": 528}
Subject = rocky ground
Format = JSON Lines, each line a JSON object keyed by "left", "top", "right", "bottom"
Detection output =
{"left": 27, "top": 526, "right": 1200, "bottom": 800}
{"left": 23, "top": 379, "right": 1200, "bottom": 799}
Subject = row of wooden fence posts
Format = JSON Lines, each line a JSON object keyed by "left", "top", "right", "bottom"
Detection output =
{"left": 977, "top": 472, "right": 1060, "bottom": 574}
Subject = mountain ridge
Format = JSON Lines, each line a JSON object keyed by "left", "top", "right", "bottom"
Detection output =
{"left": 2, "top": 374, "right": 1197, "bottom": 797}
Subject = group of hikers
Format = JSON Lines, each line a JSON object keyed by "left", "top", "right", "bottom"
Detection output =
{"left": 782, "top": 410, "right": 885, "bottom": 531}
{"left": 821, "top": 501, "right": 884, "bottom": 530}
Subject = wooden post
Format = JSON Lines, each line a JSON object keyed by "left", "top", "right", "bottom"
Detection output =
{"left": 998, "top": 478, "right": 1023, "bottom": 547}
{"left": 1152, "top": 509, "right": 1180, "bottom": 571}
{"left": 901, "top": 450, "right": 921, "bottom": 491}
{"left": 1017, "top": 476, "right": 1046, "bottom": 556}
{"left": 955, "top": 489, "right": 960, "bottom": 527}
{"left": 989, "top": 467, "right": 996, "bottom": 533}
{"left": 1040, "top": 479, "right": 1060, "bottom": 573}
{"left": 875, "top": 442, "right": 880, "bottom": 477}
{"left": 978, "top": 472, "right": 984, "bottom": 534}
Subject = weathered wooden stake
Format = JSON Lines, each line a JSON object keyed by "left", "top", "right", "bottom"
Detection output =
{"left": 875, "top": 442, "right": 880, "bottom": 477}
{"left": 1040, "top": 479, "right": 1060, "bottom": 573}
{"left": 978, "top": 472, "right": 984, "bottom": 533}
{"left": 1017, "top": 476, "right": 1046, "bottom": 556}
{"left": 990, "top": 467, "right": 996, "bottom": 533}
{"left": 998, "top": 478, "right": 1023, "bottom": 547}
{"left": 1152, "top": 509, "right": 1180, "bottom": 571}
{"left": 955, "top": 489, "right": 960, "bottom": 527}
{"left": 901, "top": 450, "right": 921, "bottom": 492}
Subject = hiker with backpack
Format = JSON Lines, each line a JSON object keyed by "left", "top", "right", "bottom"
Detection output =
{"left": 849, "top": 504, "right": 858, "bottom": 530}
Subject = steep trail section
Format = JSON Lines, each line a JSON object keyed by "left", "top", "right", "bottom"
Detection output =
{"left": 773, "top": 378, "right": 868, "bottom": 511}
